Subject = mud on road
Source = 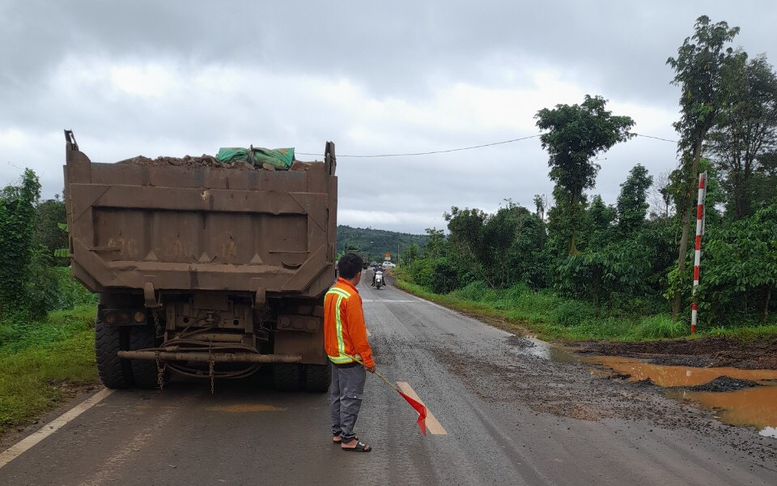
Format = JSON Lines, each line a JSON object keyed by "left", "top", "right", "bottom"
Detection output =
{"left": 428, "top": 334, "right": 777, "bottom": 466}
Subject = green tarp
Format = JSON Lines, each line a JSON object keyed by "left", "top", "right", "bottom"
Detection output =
{"left": 217, "top": 146, "right": 294, "bottom": 170}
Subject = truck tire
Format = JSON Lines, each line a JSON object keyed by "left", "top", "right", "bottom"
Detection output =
{"left": 129, "top": 325, "right": 159, "bottom": 389}
{"left": 273, "top": 364, "right": 302, "bottom": 392}
{"left": 304, "top": 364, "right": 331, "bottom": 393}
{"left": 95, "top": 317, "right": 131, "bottom": 389}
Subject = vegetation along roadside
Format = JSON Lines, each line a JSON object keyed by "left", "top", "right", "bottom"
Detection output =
{"left": 0, "top": 169, "right": 99, "bottom": 438}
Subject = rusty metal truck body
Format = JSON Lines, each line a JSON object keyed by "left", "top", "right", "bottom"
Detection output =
{"left": 63, "top": 131, "right": 337, "bottom": 391}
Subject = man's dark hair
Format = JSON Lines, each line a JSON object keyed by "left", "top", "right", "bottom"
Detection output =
{"left": 338, "top": 253, "right": 363, "bottom": 279}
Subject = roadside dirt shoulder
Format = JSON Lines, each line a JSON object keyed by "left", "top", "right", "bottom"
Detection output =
{"left": 574, "top": 336, "right": 777, "bottom": 369}
{"left": 0, "top": 382, "right": 100, "bottom": 450}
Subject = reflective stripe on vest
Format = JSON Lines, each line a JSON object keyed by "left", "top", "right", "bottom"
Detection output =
{"left": 326, "top": 287, "right": 357, "bottom": 364}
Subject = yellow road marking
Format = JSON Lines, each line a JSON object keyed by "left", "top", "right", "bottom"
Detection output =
{"left": 206, "top": 404, "right": 287, "bottom": 413}
{"left": 0, "top": 388, "right": 115, "bottom": 469}
{"left": 396, "top": 382, "right": 447, "bottom": 435}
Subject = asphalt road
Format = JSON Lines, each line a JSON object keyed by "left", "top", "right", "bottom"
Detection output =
{"left": 1, "top": 274, "right": 775, "bottom": 485}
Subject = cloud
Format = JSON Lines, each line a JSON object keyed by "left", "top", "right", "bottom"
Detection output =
{"left": 0, "top": 1, "right": 775, "bottom": 234}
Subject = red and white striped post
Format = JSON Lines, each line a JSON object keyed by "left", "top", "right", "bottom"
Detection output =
{"left": 691, "top": 171, "right": 707, "bottom": 334}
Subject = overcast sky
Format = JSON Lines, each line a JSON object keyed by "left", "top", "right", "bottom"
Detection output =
{"left": 2, "top": 1, "right": 775, "bottom": 234}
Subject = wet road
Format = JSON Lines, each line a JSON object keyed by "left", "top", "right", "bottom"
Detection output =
{"left": 1, "top": 274, "right": 776, "bottom": 485}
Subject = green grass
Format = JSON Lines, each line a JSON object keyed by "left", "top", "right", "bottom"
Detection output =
{"left": 698, "top": 323, "right": 777, "bottom": 341}
{"left": 395, "top": 279, "right": 777, "bottom": 343}
{"left": 0, "top": 305, "right": 98, "bottom": 435}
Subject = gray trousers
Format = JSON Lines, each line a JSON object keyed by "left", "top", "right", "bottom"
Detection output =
{"left": 329, "top": 363, "right": 366, "bottom": 441}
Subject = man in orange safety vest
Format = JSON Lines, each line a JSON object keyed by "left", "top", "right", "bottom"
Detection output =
{"left": 324, "top": 252, "right": 376, "bottom": 452}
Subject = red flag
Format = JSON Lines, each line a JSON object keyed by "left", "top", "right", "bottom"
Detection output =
{"left": 398, "top": 390, "right": 428, "bottom": 436}
{"left": 344, "top": 355, "right": 429, "bottom": 436}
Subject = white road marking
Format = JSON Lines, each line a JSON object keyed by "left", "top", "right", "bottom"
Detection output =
{"left": 396, "top": 381, "right": 448, "bottom": 435}
{"left": 0, "top": 388, "right": 115, "bottom": 469}
{"left": 362, "top": 299, "right": 417, "bottom": 303}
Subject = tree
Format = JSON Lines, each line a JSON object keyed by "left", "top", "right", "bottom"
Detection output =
{"left": 0, "top": 169, "right": 42, "bottom": 315}
{"left": 535, "top": 95, "right": 635, "bottom": 255}
{"left": 751, "top": 151, "right": 777, "bottom": 209}
{"left": 617, "top": 164, "right": 653, "bottom": 235}
{"left": 666, "top": 15, "right": 740, "bottom": 317}
{"left": 35, "top": 196, "right": 69, "bottom": 266}
{"left": 402, "top": 243, "right": 419, "bottom": 264}
{"left": 648, "top": 171, "right": 673, "bottom": 220}
{"left": 423, "top": 227, "right": 447, "bottom": 260}
{"left": 709, "top": 54, "right": 777, "bottom": 220}
{"left": 533, "top": 194, "right": 546, "bottom": 221}
{"left": 584, "top": 195, "right": 616, "bottom": 250}
{"left": 700, "top": 204, "right": 777, "bottom": 324}
{"left": 444, "top": 207, "right": 487, "bottom": 286}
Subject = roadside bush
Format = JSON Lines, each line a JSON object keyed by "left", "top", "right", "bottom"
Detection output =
{"left": 505, "top": 287, "right": 560, "bottom": 321}
{"left": 504, "top": 282, "right": 532, "bottom": 301}
{"left": 698, "top": 205, "right": 777, "bottom": 326}
{"left": 53, "top": 267, "right": 97, "bottom": 310}
{"left": 454, "top": 281, "right": 493, "bottom": 301}
{"left": 429, "top": 257, "right": 459, "bottom": 294}
{"left": 551, "top": 299, "right": 596, "bottom": 327}
{"left": 630, "top": 314, "right": 687, "bottom": 339}
{"left": 18, "top": 254, "right": 96, "bottom": 320}
{"left": 24, "top": 245, "right": 61, "bottom": 319}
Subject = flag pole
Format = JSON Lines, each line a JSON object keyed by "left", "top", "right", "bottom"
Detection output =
{"left": 345, "top": 354, "right": 428, "bottom": 436}
{"left": 345, "top": 354, "right": 399, "bottom": 391}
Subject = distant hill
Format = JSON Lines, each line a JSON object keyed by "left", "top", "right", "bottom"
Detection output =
{"left": 337, "top": 225, "right": 428, "bottom": 263}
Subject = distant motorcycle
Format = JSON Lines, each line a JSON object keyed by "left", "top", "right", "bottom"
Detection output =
{"left": 374, "top": 270, "right": 384, "bottom": 289}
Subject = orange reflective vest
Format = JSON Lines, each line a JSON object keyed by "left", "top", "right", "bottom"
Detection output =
{"left": 324, "top": 278, "right": 374, "bottom": 368}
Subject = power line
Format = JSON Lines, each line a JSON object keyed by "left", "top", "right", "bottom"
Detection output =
{"left": 297, "top": 134, "right": 541, "bottom": 158}
{"left": 635, "top": 133, "right": 677, "bottom": 143}
{"left": 297, "top": 132, "right": 677, "bottom": 158}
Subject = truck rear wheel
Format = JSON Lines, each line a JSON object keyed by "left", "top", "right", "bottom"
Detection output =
{"left": 95, "top": 317, "right": 131, "bottom": 389}
{"left": 129, "top": 325, "right": 159, "bottom": 389}
{"left": 304, "top": 364, "right": 331, "bottom": 393}
{"left": 272, "top": 364, "right": 302, "bottom": 392}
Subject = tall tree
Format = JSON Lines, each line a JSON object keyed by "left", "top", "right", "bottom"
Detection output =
{"left": 751, "top": 151, "right": 777, "bottom": 208}
{"left": 666, "top": 15, "right": 740, "bottom": 317}
{"left": 617, "top": 164, "right": 653, "bottom": 235}
{"left": 0, "top": 169, "right": 41, "bottom": 315}
{"left": 535, "top": 95, "right": 635, "bottom": 255}
{"left": 585, "top": 195, "right": 616, "bottom": 250}
{"left": 533, "top": 194, "right": 545, "bottom": 221}
{"left": 709, "top": 54, "right": 777, "bottom": 220}
{"left": 444, "top": 207, "right": 487, "bottom": 284}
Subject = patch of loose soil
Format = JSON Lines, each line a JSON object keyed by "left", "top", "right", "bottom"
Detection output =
{"left": 574, "top": 336, "right": 777, "bottom": 369}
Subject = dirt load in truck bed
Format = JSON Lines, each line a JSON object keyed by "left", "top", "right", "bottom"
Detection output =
{"left": 118, "top": 154, "right": 313, "bottom": 171}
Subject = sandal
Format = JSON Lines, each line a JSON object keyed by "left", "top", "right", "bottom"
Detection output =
{"left": 332, "top": 435, "right": 357, "bottom": 445}
{"left": 341, "top": 441, "right": 372, "bottom": 452}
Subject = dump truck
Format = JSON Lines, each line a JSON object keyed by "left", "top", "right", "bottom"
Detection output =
{"left": 63, "top": 130, "right": 338, "bottom": 392}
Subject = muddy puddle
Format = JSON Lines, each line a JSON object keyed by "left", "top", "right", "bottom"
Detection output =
{"left": 507, "top": 336, "right": 577, "bottom": 362}
{"left": 586, "top": 355, "right": 777, "bottom": 437}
